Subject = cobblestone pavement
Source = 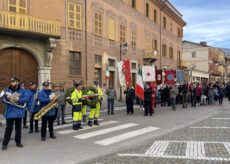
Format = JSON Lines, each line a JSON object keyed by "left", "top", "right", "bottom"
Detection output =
{"left": 86, "top": 108, "right": 230, "bottom": 164}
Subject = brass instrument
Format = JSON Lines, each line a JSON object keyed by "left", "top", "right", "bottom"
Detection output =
{"left": 34, "top": 93, "right": 59, "bottom": 120}
{"left": 0, "top": 90, "right": 26, "bottom": 109}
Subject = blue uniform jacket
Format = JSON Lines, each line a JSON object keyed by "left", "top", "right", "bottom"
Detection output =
{"left": 2, "top": 87, "right": 27, "bottom": 119}
{"left": 26, "top": 89, "right": 40, "bottom": 113}
{"left": 37, "top": 89, "right": 56, "bottom": 117}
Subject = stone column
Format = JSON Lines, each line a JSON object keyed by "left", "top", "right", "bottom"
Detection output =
{"left": 38, "top": 67, "right": 52, "bottom": 89}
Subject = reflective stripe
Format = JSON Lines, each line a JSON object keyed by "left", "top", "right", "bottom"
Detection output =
{"left": 72, "top": 89, "right": 82, "bottom": 105}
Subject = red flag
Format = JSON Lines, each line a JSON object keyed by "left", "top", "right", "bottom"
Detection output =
{"left": 164, "top": 69, "right": 176, "bottom": 85}
{"left": 122, "top": 59, "right": 132, "bottom": 86}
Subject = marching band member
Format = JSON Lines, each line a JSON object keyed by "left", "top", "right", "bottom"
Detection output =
{"left": 21, "top": 83, "right": 28, "bottom": 129}
{"left": 2, "top": 77, "right": 27, "bottom": 150}
{"left": 71, "top": 81, "right": 84, "bottom": 130}
{"left": 26, "top": 82, "right": 40, "bottom": 133}
{"left": 38, "top": 82, "right": 56, "bottom": 141}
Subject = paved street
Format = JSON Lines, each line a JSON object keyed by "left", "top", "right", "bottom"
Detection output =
{"left": 0, "top": 101, "right": 229, "bottom": 164}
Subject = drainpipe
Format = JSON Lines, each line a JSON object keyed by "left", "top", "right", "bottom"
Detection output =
{"left": 84, "top": 0, "right": 88, "bottom": 85}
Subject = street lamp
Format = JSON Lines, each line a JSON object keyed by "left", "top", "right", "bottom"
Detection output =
{"left": 119, "top": 42, "right": 129, "bottom": 102}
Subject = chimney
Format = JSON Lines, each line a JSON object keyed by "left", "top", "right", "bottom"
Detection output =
{"left": 200, "top": 41, "right": 207, "bottom": 47}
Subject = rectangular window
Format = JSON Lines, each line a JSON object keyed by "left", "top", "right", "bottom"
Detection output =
{"left": 95, "top": 55, "right": 102, "bottom": 66}
{"left": 154, "top": 9, "right": 157, "bottom": 23}
{"left": 192, "top": 51, "right": 196, "bottom": 58}
{"left": 169, "top": 47, "right": 173, "bottom": 59}
{"left": 170, "top": 22, "right": 173, "bottom": 33}
{"left": 131, "top": 29, "right": 137, "bottom": 47}
{"left": 120, "top": 24, "right": 126, "bottom": 43}
{"left": 162, "top": 44, "right": 167, "bottom": 57}
{"left": 163, "top": 17, "right": 167, "bottom": 29}
{"left": 108, "top": 18, "right": 115, "bottom": 40}
{"left": 68, "top": 2, "right": 82, "bottom": 30}
{"left": 69, "top": 52, "right": 81, "bottom": 75}
{"left": 8, "top": 0, "right": 27, "bottom": 14}
{"left": 131, "top": 63, "right": 137, "bottom": 70}
{"left": 177, "top": 27, "right": 181, "bottom": 37}
{"left": 94, "top": 12, "right": 103, "bottom": 36}
{"left": 131, "top": 0, "right": 136, "bottom": 8}
{"left": 146, "top": 3, "right": 149, "bottom": 17}
{"left": 108, "top": 59, "right": 115, "bottom": 67}
{"left": 154, "top": 40, "right": 158, "bottom": 51}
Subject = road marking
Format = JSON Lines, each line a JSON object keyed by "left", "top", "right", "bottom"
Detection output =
{"left": 94, "top": 126, "right": 159, "bottom": 146}
{"left": 224, "top": 143, "right": 230, "bottom": 155}
{"left": 212, "top": 118, "right": 230, "bottom": 120}
{"left": 191, "top": 127, "right": 230, "bottom": 129}
{"left": 74, "top": 123, "right": 138, "bottom": 139}
{"left": 118, "top": 141, "right": 230, "bottom": 161}
{"left": 186, "top": 141, "right": 205, "bottom": 157}
{"left": 145, "top": 141, "right": 169, "bottom": 155}
{"left": 53, "top": 119, "right": 104, "bottom": 130}
{"left": 57, "top": 121, "right": 119, "bottom": 135}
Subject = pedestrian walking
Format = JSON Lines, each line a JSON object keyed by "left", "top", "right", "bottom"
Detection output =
{"left": 182, "top": 81, "right": 188, "bottom": 108}
{"left": 191, "top": 84, "right": 197, "bottom": 107}
{"left": 208, "top": 86, "right": 214, "bottom": 105}
{"left": 105, "top": 84, "right": 117, "bottom": 115}
{"left": 218, "top": 84, "right": 224, "bottom": 105}
{"left": 196, "top": 83, "right": 202, "bottom": 105}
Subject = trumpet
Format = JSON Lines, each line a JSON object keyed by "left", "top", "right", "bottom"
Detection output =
{"left": 0, "top": 90, "right": 26, "bottom": 109}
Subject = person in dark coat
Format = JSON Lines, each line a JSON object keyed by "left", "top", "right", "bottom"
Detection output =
{"left": 124, "top": 85, "right": 135, "bottom": 115}
{"left": 182, "top": 81, "right": 188, "bottom": 108}
{"left": 191, "top": 84, "right": 197, "bottom": 107}
{"left": 218, "top": 84, "right": 225, "bottom": 105}
{"left": 38, "top": 82, "right": 57, "bottom": 141}
{"left": 225, "top": 82, "right": 230, "bottom": 102}
{"left": 2, "top": 77, "right": 27, "bottom": 150}
{"left": 26, "top": 82, "right": 40, "bottom": 133}
{"left": 144, "top": 83, "right": 153, "bottom": 116}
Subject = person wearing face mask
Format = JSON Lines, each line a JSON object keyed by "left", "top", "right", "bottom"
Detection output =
{"left": 1, "top": 77, "right": 27, "bottom": 150}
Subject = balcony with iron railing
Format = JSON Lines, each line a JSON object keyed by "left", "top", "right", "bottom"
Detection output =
{"left": 0, "top": 10, "right": 60, "bottom": 38}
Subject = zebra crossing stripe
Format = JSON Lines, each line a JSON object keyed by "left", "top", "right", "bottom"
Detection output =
{"left": 212, "top": 118, "right": 230, "bottom": 120}
{"left": 53, "top": 119, "right": 104, "bottom": 130}
{"left": 224, "top": 143, "right": 230, "bottom": 155}
{"left": 94, "top": 126, "right": 159, "bottom": 146}
{"left": 74, "top": 123, "right": 138, "bottom": 139}
{"left": 57, "top": 121, "right": 119, "bottom": 135}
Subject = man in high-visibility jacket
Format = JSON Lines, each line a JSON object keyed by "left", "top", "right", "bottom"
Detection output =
{"left": 88, "top": 81, "right": 103, "bottom": 126}
{"left": 71, "top": 81, "right": 83, "bottom": 130}
{"left": 82, "top": 85, "right": 88, "bottom": 123}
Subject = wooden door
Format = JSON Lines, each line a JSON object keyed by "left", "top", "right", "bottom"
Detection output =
{"left": 0, "top": 48, "right": 38, "bottom": 113}
{"left": 109, "top": 71, "right": 115, "bottom": 88}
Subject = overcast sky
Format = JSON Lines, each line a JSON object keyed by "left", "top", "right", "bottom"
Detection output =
{"left": 170, "top": 0, "right": 230, "bottom": 48}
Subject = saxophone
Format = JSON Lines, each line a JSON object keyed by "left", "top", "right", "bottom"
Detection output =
{"left": 34, "top": 93, "right": 59, "bottom": 120}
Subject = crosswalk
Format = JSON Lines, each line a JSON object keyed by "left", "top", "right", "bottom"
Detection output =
{"left": 54, "top": 120, "right": 160, "bottom": 147}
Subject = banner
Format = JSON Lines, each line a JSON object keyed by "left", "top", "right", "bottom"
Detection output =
{"left": 176, "top": 69, "right": 185, "bottom": 83}
{"left": 156, "top": 70, "right": 162, "bottom": 85}
{"left": 142, "top": 65, "right": 156, "bottom": 82}
{"left": 117, "top": 61, "right": 126, "bottom": 87}
{"left": 122, "top": 59, "right": 132, "bottom": 86}
{"left": 164, "top": 69, "right": 176, "bottom": 85}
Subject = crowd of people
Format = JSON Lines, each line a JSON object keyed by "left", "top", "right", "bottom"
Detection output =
{"left": 158, "top": 81, "right": 230, "bottom": 110}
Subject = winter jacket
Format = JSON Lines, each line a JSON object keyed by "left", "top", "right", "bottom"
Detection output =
{"left": 26, "top": 89, "right": 40, "bottom": 113}
{"left": 2, "top": 87, "right": 27, "bottom": 119}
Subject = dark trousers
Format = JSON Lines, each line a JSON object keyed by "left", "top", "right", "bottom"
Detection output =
{"left": 170, "top": 98, "right": 176, "bottom": 110}
{"left": 191, "top": 96, "right": 196, "bottom": 107}
{"left": 144, "top": 101, "right": 152, "bottom": 115}
{"left": 23, "top": 111, "right": 27, "bottom": 126}
{"left": 196, "top": 96, "right": 201, "bottom": 104}
{"left": 41, "top": 116, "right": 54, "bottom": 138}
{"left": 126, "top": 100, "right": 134, "bottom": 114}
{"left": 182, "top": 94, "right": 187, "bottom": 108}
{"left": 30, "top": 112, "right": 39, "bottom": 131}
{"left": 219, "top": 95, "right": 224, "bottom": 105}
{"left": 3, "top": 118, "right": 22, "bottom": 146}
{"left": 107, "top": 99, "right": 114, "bottom": 113}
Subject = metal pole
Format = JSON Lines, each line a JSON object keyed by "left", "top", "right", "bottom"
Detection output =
{"left": 119, "top": 44, "right": 122, "bottom": 101}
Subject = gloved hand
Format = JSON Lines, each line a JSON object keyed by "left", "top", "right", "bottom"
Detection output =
{"left": 78, "top": 98, "right": 83, "bottom": 102}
